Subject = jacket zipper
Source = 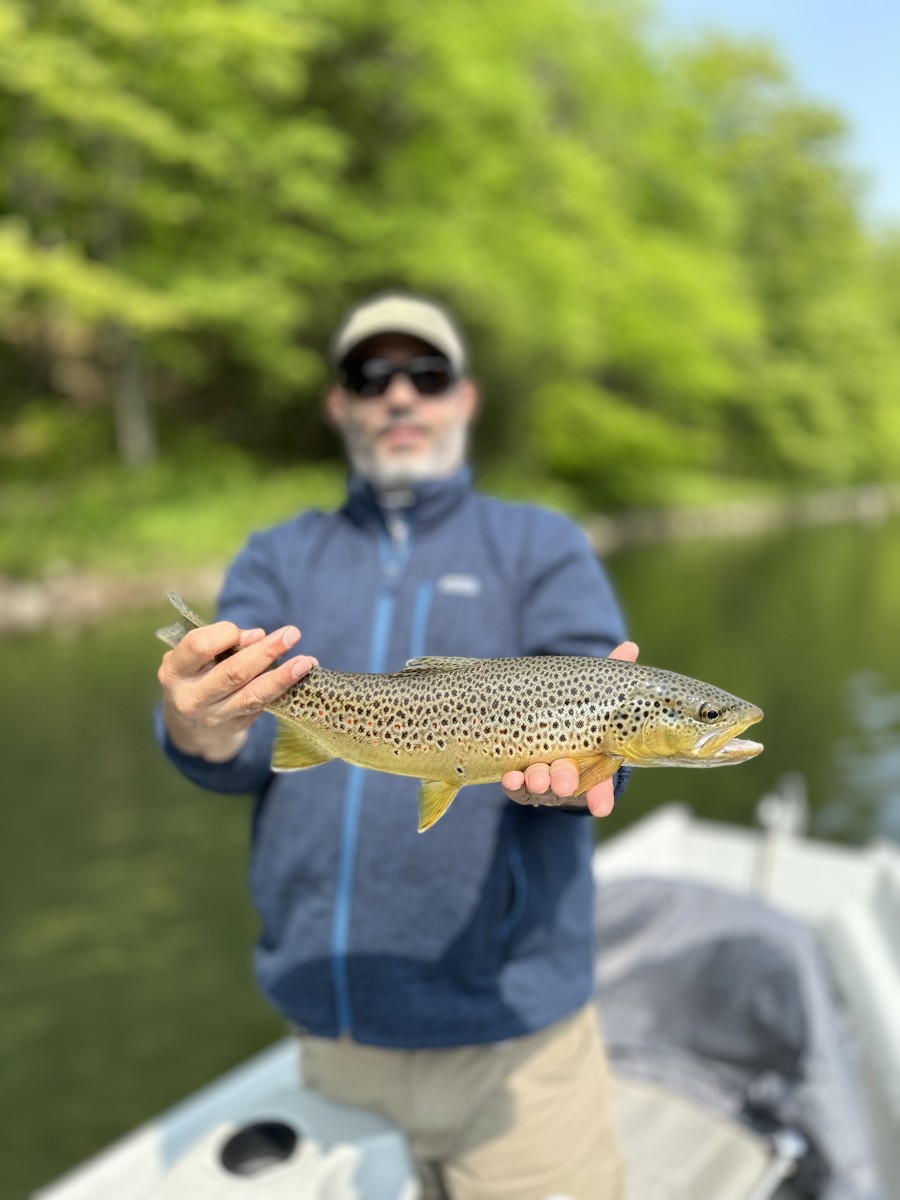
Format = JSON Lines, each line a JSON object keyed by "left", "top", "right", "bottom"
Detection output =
{"left": 331, "top": 516, "right": 412, "bottom": 1035}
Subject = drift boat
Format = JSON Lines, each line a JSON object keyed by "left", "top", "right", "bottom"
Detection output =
{"left": 35, "top": 782, "right": 898, "bottom": 1199}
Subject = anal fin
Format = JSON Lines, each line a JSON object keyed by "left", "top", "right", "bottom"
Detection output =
{"left": 417, "top": 779, "right": 460, "bottom": 832}
{"left": 272, "top": 720, "right": 332, "bottom": 772}
{"left": 576, "top": 753, "right": 624, "bottom": 794}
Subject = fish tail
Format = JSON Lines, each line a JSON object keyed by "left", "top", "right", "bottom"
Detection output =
{"left": 155, "top": 592, "right": 207, "bottom": 649}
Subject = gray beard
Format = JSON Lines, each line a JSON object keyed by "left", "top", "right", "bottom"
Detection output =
{"left": 342, "top": 422, "right": 468, "bottom": 490}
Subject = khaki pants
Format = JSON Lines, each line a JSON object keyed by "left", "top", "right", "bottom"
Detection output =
{"left": 299, "top": 1004, "right": 622, "bottom": 1200}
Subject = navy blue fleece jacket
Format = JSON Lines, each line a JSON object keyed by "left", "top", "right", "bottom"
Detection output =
{"left": 157, "top": 468, "right": 628, "bottom": 1047}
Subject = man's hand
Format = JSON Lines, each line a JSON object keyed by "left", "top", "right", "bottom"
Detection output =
{"left": 158, "top": 619, "right": 317, "bottom": 762}
{"left": 501, "top": 641, "right": 639, "bottom": 818}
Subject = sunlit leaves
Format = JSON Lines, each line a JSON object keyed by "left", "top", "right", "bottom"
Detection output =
{"left": 0, "top": 0, "right": 898, "bottom": 500}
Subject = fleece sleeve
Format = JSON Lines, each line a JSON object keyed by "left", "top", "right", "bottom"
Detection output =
{"left": 518, "top": 508, "right": 628, "bottom": 660}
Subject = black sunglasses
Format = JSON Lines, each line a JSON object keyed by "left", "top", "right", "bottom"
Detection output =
{"left": 338, "top": 355, "right": 458, "bottom": 399}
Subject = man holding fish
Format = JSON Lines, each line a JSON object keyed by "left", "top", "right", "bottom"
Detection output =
{"left": 156, "top": 293, "right": 761, "bottom": 1198}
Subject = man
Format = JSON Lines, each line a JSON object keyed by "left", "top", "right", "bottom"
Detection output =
{"left": 156, "top": 292, "right": 637, "bottom": 1199}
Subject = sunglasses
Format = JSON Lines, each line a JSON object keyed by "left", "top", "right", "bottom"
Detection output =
{"left": 338, "top": 355, "right": 458, "bottom": 399}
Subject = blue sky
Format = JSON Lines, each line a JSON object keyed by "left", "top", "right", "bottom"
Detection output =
{"left": 655, "top": 0, "right": 900, "bottom": 228}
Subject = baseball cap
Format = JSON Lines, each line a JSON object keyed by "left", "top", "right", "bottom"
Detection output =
{"left": 329, "top": 292, "right": 467, "bottom": 373}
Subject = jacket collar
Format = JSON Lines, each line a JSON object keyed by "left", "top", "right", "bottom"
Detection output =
{"left": 343, "top": 466, "right": 472, "bottom": 532}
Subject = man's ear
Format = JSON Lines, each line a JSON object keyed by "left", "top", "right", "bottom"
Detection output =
{"left": 324, "top": 385, "right": 347, "bottom": 430}
{"left": 459, "top": 377, "right": 480, "bottom": 423}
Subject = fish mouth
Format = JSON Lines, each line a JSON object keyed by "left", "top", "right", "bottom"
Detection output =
{"left": 692, "top": 707, "right": 764, "bottom": 764}
{"left": 705, "top": 736, "right": 764, "bottom": 763}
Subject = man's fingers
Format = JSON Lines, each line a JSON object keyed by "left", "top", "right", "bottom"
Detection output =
{"left": 201, "top": 626, "right": 302, "bottom": 701}
{"left": 524, "top": 763, "right": 552, "bottom": 796}
{"left": 503, "top": 757, "right": 617, "bottom": 818}
{"left": 166, "top": 620, "right": 243, "bottom": 673}
{"left": 502, "top": 761, "right": 580, "bottom": 803}
{"left": 586, "top": 780, "right": 616, "bottom": 818}
{"left": 609, "top": 640, "right": 639, "bottom": 662}
{"left": 160, "top": 622, "right": 317, "bottom": 725}
{"left": 225, "top": 652, "right": 318, "bottom": 716}
{"left": 501, "top": 769, "right": 526, "bottom": 795}
{"left": 548, "top": 760, "right": 579, "bottom": 797}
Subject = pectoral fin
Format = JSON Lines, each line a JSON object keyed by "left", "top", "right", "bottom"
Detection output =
{"left": 418, "top": 780, "right": 460, "bottom": 832}
{"left": 577, "top": 753, "right": 624, "bottom": 794}
{"left": 272, "top": 721, "right": 332, "bottom": 772}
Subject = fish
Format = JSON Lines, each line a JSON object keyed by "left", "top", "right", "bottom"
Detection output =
{"left": 157, "top": 593, "right": 764, "bottom": 832}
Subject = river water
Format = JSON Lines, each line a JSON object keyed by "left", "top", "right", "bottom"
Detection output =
{"left": 4, "top": 515, "right": 900, "bottom": 1195}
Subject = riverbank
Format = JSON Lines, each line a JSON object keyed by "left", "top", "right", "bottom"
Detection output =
{"left": 582, "top": 480, "right": 900, "bottom": 554}
{"left": 0, "top": 565, "right": 226, "bottom": 636}
{"left": 4, "top": 481, "right": 900, "bottom": 635}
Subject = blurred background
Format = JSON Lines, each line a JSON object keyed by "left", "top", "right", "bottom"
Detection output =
{"left": 2, "top": 0, "right": 899, "bottom": 1194}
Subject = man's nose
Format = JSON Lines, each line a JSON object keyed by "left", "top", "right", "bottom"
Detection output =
{"left": 383, "top": 372, "right": 419, "bottom": 407}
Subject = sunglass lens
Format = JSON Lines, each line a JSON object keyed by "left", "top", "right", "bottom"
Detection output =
{"left": 408, "top": 365, "right": 453, "bottom": 395}
{"left": 340, "top": 360, "right": 391, "bottom": 396}
{"left": 339, "top": 356, "right": 456, "bottom": 398}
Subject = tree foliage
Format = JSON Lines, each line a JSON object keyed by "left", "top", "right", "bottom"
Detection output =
{"left": 1, "top": 0, "right": 898, "bottom": 507}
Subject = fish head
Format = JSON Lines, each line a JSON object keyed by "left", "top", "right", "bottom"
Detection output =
{"left": 605, "top": 673, "right": 764, "bottom": 768}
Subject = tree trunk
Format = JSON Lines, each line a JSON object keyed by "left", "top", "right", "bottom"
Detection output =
{"left": 108, "top": 325, "right": 157, "bottom": 468}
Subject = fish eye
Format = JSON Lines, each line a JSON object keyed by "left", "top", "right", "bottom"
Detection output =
{"left": 699, "top": 702, "right": 722, "bottom": 721}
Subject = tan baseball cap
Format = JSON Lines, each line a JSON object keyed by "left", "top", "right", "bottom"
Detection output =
{"left": 329, "top": 292, "right": 467, "bottom": 373}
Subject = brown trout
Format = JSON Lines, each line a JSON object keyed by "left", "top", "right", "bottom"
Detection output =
{"left": 157, "top": 593, "right": 763, "bottom": 831}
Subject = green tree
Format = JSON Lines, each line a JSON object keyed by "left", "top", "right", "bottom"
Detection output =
{"left": 301, "top": 0, "right": 763, "bottom": 506}
{"left": 2, "top": 0, "right": 899, "bottom": 513}
{"left": 680, "top": 38, "right": 900, "bottom": 487}
{"left": 0, "top": 0, "right": 346, "bottom": 466}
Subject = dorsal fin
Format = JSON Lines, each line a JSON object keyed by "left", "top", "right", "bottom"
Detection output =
{"left": 401, "top": 656, "right": 476, "bottom": 674}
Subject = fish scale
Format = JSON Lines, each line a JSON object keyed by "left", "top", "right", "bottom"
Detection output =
{"left": 157, "top": 594, "right": 764, "bottom": 832}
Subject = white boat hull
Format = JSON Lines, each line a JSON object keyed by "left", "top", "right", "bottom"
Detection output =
{"left": 35, "top": 802, "right": 899, "bottom": 1200}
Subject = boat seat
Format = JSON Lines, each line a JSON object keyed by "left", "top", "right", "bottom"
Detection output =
{"left": 613, "top": 1072, "right": 799, "bottom": 1199}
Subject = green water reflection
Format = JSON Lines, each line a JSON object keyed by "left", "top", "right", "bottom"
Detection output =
{"left": 604, "top": 516, "right": 900, "bottom": 844}
{"left": 3, "top": 517, "right": 900, "bottom": 1195}
{"left": 1, "top": 615, "right": 282, "bottom": 1197}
